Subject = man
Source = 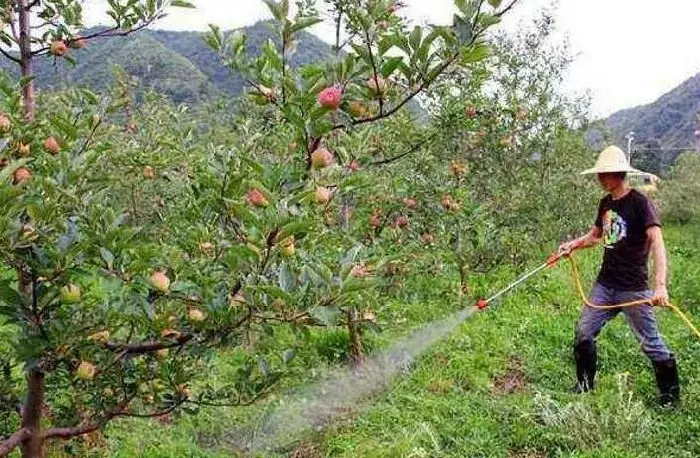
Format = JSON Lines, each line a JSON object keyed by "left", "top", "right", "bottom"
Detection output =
{"left": 557, "top": 145, "right": 680, "bottom": 407}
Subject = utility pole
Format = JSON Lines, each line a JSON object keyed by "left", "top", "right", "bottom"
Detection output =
{"left": 695, "top": 112, "right": 700, "bottom": 152}
{"left": 626, "top": 131, "right": 635, "bottom": 164}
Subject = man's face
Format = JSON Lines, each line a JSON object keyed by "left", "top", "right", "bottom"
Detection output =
{"left": 597, "top": 173, "right": 624, "bottom": 192}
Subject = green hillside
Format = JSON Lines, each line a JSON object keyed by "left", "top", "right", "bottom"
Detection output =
{"left": 0, "top": 21, "right": 334, "bottom": 104}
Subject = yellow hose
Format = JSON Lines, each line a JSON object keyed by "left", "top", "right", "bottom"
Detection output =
{"left": 566, "top": 254, "right": 700, "bottom": 340}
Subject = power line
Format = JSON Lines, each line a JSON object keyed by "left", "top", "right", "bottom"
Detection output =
{"left": 632, "top": 147, "right": 697, "bottom": 151}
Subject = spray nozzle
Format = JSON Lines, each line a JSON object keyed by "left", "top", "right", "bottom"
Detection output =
{"left": 476, "top": 298, "right": 489, "bottom": 310}
{"left": 546, "top": 252, "right": 563, "bottom": 267}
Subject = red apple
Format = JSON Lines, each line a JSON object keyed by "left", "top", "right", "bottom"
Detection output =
{"left": 50, "top": 41, "right": 68, "bottom": 57}
{"left": 280, "top": 236, "right": 296, "bottom": 257}
{"left": 0, "top": 114, "right": 11, "bottom": 133}
{"left": 143, "top": 166, "right": 155, "bottom": 179}
{"left": 347, "top": 160, "right": 361, "bottom": 172}
{"left": 149, "top": 271, "right": 170, "bottom": 293}
{"left": 188, "top": 308, "right": 206, "bottom": 323}
{"left": 367, "top": 75, "right": 387, "bottom": 95}
{"left": 315, "top": 186, "right": 332, "bottom": 204}
{"left": 87, "top": 330, "right": 110, "bottom": 343}
{"left": 76, "top": 361, "right": 96, "bottom": 381}
{"left": 311, "top": 147, "right": 334, "bottom": 169}
{"left": 17, "top": 143, "right": 30, "bottom": 157}
{"left": 44, "top": 136, "right": 60, "bottom": 155}
{"left": 318, "top": 85, "right": 343, "bottom": 110}
{"left": 247, "top": 188, "right": 269, "bottom": 207}
{"left": 348, "top": 101, "right": 368, "bottom": 118}
{"left": 60, "top": 284, "right": 81, "bottom": 304}
{"left": 394, "top": 215, "right": 409, "bottom": 228}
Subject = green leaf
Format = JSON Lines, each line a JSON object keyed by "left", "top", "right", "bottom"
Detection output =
{"left": 341, "top": 245, "right": 363, "bottom": 269}
{"left": 170, "top": 281, "right": 199, "bottom": 294}
{"left": 0, "top": 281, "right": 21, "bottom": 307}
{"left": 282, "top": 349, "right": 295, "bottom": 364}
{"left": 310, "top": 305, "right": 342, "bottom": 326}
{"left": 258, "top": 358, "right": 270, "bottom": 376}
{"left": 171, "top": 0, "right": 195, "bottom": 7}
{"left": 19, "top": 76, "right": 36, "bottom": 88}
{"left": 228, "top": 30, "right": 246, "bottom": 54}
{"left": 381, "top": 57, "right": 404, "bottom": 78}
{"left": 453, "top": 14, "right": 473, "bottom": 44}
{"left": 350, "top": 43, "right": 371, "bottom": 65}
{"left": 262, "top": 39, "right": 283, "bottom": 70}
{"left": 454, "top": 0, "right": 469, "bottom": 14}
{"left": 205, "top": 24, "right": 223, "bottom": 51}
{"left": 262, "top": 0, "right": 283, "bottom": 21}
{"left": 409, "top": 26, "right": 423, "bottom": 52}
{"left": 290, "top": 17, "right": 322, "bottom": 33}
{"left": 310, "top": 119, "right": 334, "bottom": 138}
{"left": 478, "top": 13, "right": 501, "bottom": 28}
{"left": 280, "top": 221, "right": 313, "bottom": 239}
{"left": 488, "top": 0, "right": 503, "bottom": 8}
{"left": 279, "top": 263, "right": 295, "bottom": 292}
{"left": 99, "top": 248, "right": 114, "bottom": 270}
{"left": 461, "top": 42, "right": 491, "bottom": 63}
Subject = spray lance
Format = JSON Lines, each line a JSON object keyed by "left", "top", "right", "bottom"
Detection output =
{"left": 472, "top": 243, "right": 700, "bottom": 342}
{"left": 473, "top": 242, "right": 581, "bottom": 311}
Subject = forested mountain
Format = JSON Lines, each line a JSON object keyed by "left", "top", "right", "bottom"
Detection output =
{"left": 0, "top": 21, "right": 334, "bottom": 104}
{"left": 603, "top": 73, "right": 700, "bottom": 173}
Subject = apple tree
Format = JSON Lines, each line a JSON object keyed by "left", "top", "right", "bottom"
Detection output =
{"left": 206, "top": 0, "right": 521, "bottom": 363}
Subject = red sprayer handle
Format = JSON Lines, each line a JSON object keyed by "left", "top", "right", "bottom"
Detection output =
{"left": 476, "top": 298, "right": 489, "bottom": 310}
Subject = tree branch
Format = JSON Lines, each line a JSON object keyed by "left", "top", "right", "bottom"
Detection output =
{"left": 31, "top": 16, "right": 160, "bottom": 57}
{"left": 332, "top": 51, "right": 460, "bottom": 132}
{"left": 333, "top": 3, "right": 342, "bottom": 55}
{"left": 495, "top": 0, "right": 521, "bottom": 17}
{"left": 104, "top": 304, "right": 253, "bottom": 358}
{"left": 364, "top": 28, "right": 384, "bottom": 114}
{"left": 0, "top": 46, "right": 20, "bottom": 63}
{"left": 114, "top": 399, "right": 186, "bottom": 419}
{"left": 0, "top": 428, "right": 31, "bottom": 457}
{"left": 370, "top": 131, "right": 439, "bottom": 167}
{"left": 185, "top": 387, "right": 272, "bottom": 408}
{"left": 39, "top": 421, "right": 102, "bottom": 441}
{"left": 39, "top": 395, "right": 185, "bottom": 441}
{"left": 326, "top": 0, "right": 515, "bottom": 135}
{"left": 103, "top": 334, "right": 194, "bottom": 356}
{"left": 252, "top": 312, "right": 311, "bottom": 324}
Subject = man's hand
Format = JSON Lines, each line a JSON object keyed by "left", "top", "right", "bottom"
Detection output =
{"left": 558, "top": 239, "right": 582, "bottom": 256}
{"left": 653, "top": 283, "right": 669, "bottom": 307}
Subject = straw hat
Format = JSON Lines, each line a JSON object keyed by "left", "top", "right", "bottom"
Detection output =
{"left": 581, "top": 145, "right": 644, "bottom": 175}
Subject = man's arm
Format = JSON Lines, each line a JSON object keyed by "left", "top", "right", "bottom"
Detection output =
{"left": 558, "top": 226, "right": 602, "bottom": 254}
{"left": 647, "top": 226, "right": 669, "bottom": 305}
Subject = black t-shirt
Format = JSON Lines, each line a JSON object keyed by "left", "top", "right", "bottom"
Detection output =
{"left": 594, "top": 189, "right": 661, "bottom": 291}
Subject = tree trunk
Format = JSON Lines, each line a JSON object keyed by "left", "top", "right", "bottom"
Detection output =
{"left": 347, "top": 308, "right": 364, "bottom": 366}
{"left": 17, "top": 5, "right": 41, "bottom": 454}
{"left": 18, "top": 0, "right": 35, "bottom": 121}
{"left": 20, "top": 370, "right": 45, "bottom": 458}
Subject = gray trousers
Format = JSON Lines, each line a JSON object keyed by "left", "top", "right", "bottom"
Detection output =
{"left": 575, "top": 282, "right": 674, "bottom": 363}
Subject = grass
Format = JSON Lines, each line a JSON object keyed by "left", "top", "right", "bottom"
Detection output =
{"left": 20, "top": 224, "right": 700, "bottom": 457}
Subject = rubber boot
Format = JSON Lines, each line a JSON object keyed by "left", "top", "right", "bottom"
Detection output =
{"left": 573, "top": 339, "right": 597, "bottom": 393}
{"left": 653, "top": 356, "right": 680, "bottom": 408}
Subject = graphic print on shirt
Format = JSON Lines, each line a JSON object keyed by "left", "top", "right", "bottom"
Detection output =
{"left": 601, "top": 209, "right": 627, "bottom": 248}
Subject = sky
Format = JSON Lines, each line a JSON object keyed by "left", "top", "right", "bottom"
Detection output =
{"left": 81, "top": 0, "right": 700, "bottom": 118}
